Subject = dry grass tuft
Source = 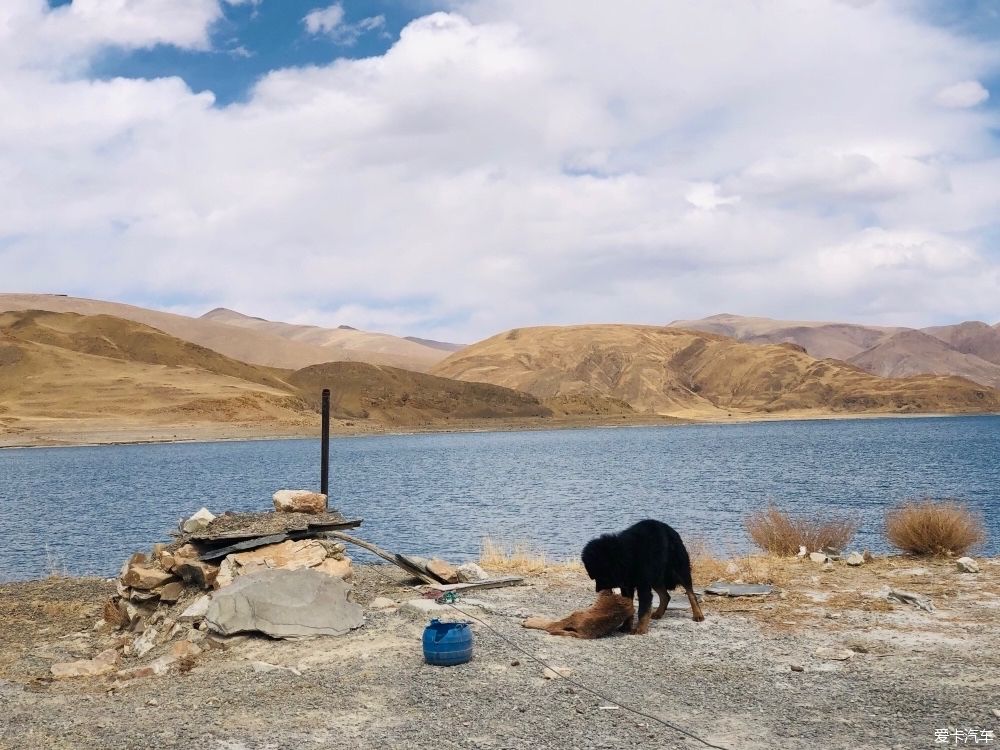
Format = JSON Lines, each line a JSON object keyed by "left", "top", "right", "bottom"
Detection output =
{"left": 885, "top": 499, "right": 986, "bottom": 556}
{"left": 686, "top": 538, "right": 787, "bottom": 586}
{"left": 744, "top": 505, "right": 859, "bottom": 556}
{"left": 479, "top": 536, "right": 583, "bottom": 575}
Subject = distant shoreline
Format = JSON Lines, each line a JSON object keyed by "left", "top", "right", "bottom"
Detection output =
{"left": 2, "top": 410, "right": 996, "bottom": 450}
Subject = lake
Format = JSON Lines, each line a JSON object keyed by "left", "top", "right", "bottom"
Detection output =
{"left": 1, "top": 415, "right": 998, "bottom": 581}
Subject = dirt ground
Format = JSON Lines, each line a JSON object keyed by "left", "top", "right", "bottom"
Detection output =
{"left": 1, "top": 556, "right": 998, "bottom": 750}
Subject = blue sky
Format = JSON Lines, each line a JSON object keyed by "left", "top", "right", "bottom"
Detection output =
{"left": 88, "top": 1, "right": 430, "bottom": 104}
{"left": 3, "top": 0, "right": 999, "bottom": 339}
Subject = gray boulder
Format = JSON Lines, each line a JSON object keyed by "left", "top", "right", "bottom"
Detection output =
{"left": 205, "top": 569, "right": 364, "bottom": 639}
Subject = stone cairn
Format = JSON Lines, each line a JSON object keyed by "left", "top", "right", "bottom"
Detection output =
{"left": 53, "top": 491, "right": 358, "bottom": 681}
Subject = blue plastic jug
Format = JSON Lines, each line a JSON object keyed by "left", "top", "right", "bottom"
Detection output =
{"left": 422, "top": 619, "right": 474, "bottom": 666}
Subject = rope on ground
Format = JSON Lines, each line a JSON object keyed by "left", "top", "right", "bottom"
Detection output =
{"left": 365, "top": 565, "right": 731, "bottom": 750}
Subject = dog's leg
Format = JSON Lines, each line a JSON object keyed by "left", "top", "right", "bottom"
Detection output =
{"left": 618, "top": 586, "right": 635, "bottom": 632}
{"left": 632, "top": 588, "right": 653, "bottom": 634}
{"left": 652, "top": 586, "right": 670, "bottom": 619}
{"left": 685, "top": 586, "right": 705, "bottom": 622}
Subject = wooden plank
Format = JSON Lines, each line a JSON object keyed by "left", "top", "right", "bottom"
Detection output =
{"left": 322, "top": 530, "right": 439, "bottom": 585}
{"left": 197, "top": 533, "right": 289, "bottom": 561}
{"left": 308, "top": 518, "right": 363, "bottom": 531}
{"left": 424, "top": 577, "right": 524, "bottom": 593}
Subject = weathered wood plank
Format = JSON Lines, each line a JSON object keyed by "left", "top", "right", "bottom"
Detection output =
{"left": 425, "top": 577, "right": 524, "bottom": 593}
{"left": 322, "top": 531, "right": 440, "bottom": 585}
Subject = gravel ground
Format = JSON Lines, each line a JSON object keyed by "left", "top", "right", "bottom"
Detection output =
{"left": 1, "top": 560, "right": 998, "bottom": 750}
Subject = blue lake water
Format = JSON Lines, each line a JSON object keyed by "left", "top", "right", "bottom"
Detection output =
{"left": 1, "top": 416, "right": 998, "bottom": 581}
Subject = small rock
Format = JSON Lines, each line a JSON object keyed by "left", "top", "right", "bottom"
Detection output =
{"left": 822, "top": 562, "right": 835, "bottom": 572}
{"left": 885, "top": 588, "right": 935, "bottom": 612}
{"left": 992, "top": 708, "right": 1000, "bottom": 719}
{"left": 272, "top": 490, "right": 327, "bottom": 514}
{"left": 179, "top": 595, "right": 211, "bottom": 622}
{"left": 809, "top": 552, "right": 829, "bottom": 564}
{"left": 456, "top": 563, "right": 490, "bottom": 583}
{"left": 426, "top": 559, "right": 460, "bottom": 584}
{"left": 511, "top": 659, "right": 520, "bottom": 667}
{"left": 956, "top": 557, "right": 980, "bottom": 573}
{"left": 862, "top": 549, "right": 874, "bottom": 562}
{"left": 116, "top": 654, "right": 176, "bottom": 680}
{"left": 399, "top": 599, "right": 450, "bottom": 617}
{"left": 174, "top": 559, "right": 218, "bottom": 590}
{"left": 790, "top": 664, "right": 804, "bottom": 672}
{"left": 250, "top": 661, "right": 302, "bottom": 676}
{"left": 170, "top": 641, "right": 201, "bottom": 659}
{"left": 542, "top": 666, "right": 572, "bottom": 680}
{"left": 133, "top": 627, "right": 159, "bottom": 658}
{"left": 314, "top": 556, "right": 353, "bottom": 581}
{"left": 796, "top": 546, "right": 808, "bottom": 558}
{"left": 50, "top": 649, "right": 119, "bottom": 679}
{"left": 369, "top": 597, "right": 396, "bottom": 610}
{"left": 156, "top": 581, "right": 185, "bottom": 603}
{"left": 181, "top": 507, "right": 216, "bottom": 534}
{"left": 814, "top": 647, "right": 854, "bottom": 661}
{"left": 122, "top": 565, "right": 176, "bottom": 591}
{"left": 846, "top": 552, "right": 864, "bottom": 566}
{"left": 146, "top": 698, "right": 158, "bottom": 706}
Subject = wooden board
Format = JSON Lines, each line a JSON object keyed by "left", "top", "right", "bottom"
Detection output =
{"left": 425, "top": 577, "right": 523, "bottom": 593}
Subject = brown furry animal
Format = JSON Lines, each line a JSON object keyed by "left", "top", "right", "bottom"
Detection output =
{"left": 521, "top": 590, "right": 635, "bottom": 639}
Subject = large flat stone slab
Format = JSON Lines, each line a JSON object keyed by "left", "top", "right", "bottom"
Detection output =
{"left": 704, "top": 581, "right": 776, "bottom": 597}
{"left": 205, "top": 568, "right": 364, "bottom": 639}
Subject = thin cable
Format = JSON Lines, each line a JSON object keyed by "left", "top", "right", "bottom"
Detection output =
{"left": 364, "top": 565, "right": 730, "bottom": 750}
{"left": 441, "top": 598, "right": 731, "bottom": 750}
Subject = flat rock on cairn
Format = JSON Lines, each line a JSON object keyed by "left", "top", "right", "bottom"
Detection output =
{"left": 273, "top": 490, "right": 328, "bottom": 515}
{"left": 182, "top": 507, "right": 216, "bottom": 534}
{"left": 205, "top": 568, "right": 364, "bottom": 639}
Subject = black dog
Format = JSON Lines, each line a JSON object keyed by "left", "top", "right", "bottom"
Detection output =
{"left": 581, "top": 519, "right": 704, "bottom": 633}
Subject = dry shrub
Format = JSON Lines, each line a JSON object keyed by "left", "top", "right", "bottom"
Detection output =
{"left": 885, "top": 499, "right": 985, "bottom": 556}
{"left": 686, "top": 538, "right": 786, "bottom": 586}
{"left": 479, "top": 536, "right": 583, "bottom": 575}
{"left": 744, "top": 505, "right": 859, "bottom": 556}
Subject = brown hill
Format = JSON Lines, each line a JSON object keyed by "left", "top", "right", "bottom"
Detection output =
{"left": 848, "top": 329, "right": 1000, "bottom": 387}
{"left": 922, "top": 321, "right": 1000, "bottom": 366}
{"left": 200, "top": 308, "right": 453, "bottom": 372}
{"left": 670, "top": 313, "right": 1000, "bottom": 388}
{"left": 431, "top": 325, "right": 1000, "bottom": 418}
{"left": 0, "top": 294, "right": 447, "bottom": 372}
{"left": 668, "top": 314, "right": 900, "bottom": 359}
{"left": 0, "top": 311, "right": 555, "bottom": 445}
{"left": 0, "top": 311, "right": 314, "bottom": 441}
{"left": 287, "top": 362, "right": 550, "bottom": 425}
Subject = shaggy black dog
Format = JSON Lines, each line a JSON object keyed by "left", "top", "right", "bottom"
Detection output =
{"left": 581, "top": 519, "right": 704, "bottom": 633}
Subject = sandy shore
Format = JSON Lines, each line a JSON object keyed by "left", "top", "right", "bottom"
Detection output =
{"left": 1, "top": 557, "right": 997, "bottom": 749}
{"left": 2, "top": 410, "right": 994, "bottom": 449}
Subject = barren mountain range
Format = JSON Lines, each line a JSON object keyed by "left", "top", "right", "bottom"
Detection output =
{"left": 0, "top": 294, "right": 457, "bottom": 372}
{"left": 670, "top": 314, "right": 1000, "bottom": 387}
{"left": 2, "top": 298, "right": 999, "bottom": 446}
{"left": 0, "top": 310, "right": 545, "bottom": 445}
{"left": 431, "top": 324, "right": 1000, "bottom": 419}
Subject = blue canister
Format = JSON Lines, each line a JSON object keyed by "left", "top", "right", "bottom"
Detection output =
{"left": 422, "top": 619, "right": 474, "bottom": 666}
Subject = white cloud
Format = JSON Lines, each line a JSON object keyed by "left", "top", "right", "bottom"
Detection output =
{"left": 933, "top": 80, "right": 990, "bottom": 108}
{"left": 303, "top": 3, "right": 384, "bottom": 44}
{"left": 303, "top": 4, "right": 345, "bottom": 35}
{"left": 1, "top": 0, "right": 1000, "bottom": 342}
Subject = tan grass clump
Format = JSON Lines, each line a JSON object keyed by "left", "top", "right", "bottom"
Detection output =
{"left": 479, "top": 536, "right": 583, "bottom": 575}
{"left": 744, "top": 505, "right": 859, "bottom": 556}
{"left": 686, "top": 538, "right": 787, "bottom": 586}
{"left": 885, "top": 499, "right": 985, "bottom": 556}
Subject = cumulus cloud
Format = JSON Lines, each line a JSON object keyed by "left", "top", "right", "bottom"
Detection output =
{"left": 1, "top": 0, "right": 999, "bottom": 342}
{"left": 303, "top": 3, "right": 385, "bottom": 44}
{"left": 933, "top": 80, "right": 990, "bottom": 108}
